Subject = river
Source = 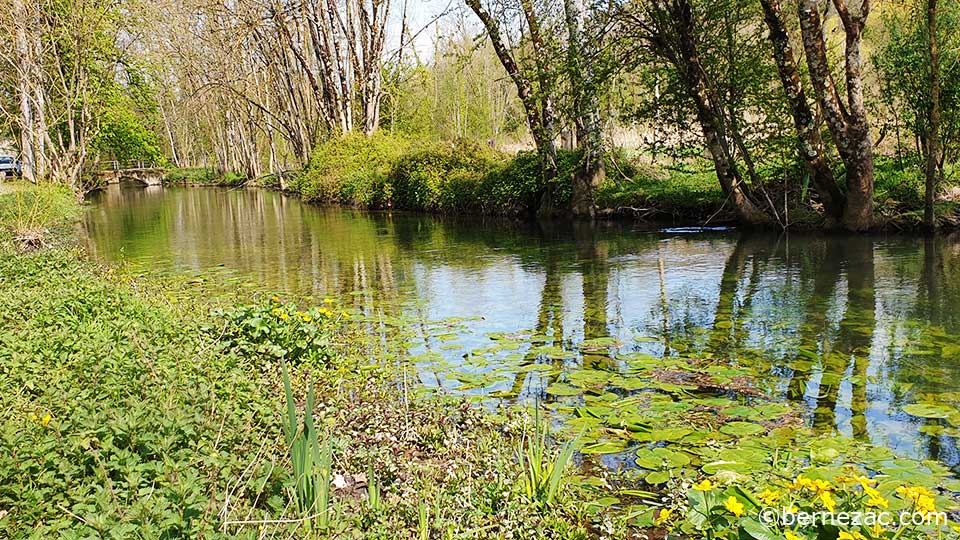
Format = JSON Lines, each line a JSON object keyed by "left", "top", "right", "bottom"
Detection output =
{"left": 82, "top": 183, "right": 960, "bottom": 472}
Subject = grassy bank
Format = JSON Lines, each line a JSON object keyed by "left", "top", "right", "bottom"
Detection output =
{"left": 191, "top": 133, "right": 955, "bottom": 228}
{"left": 275, "top": 133, "right": 725, "bottom": 220}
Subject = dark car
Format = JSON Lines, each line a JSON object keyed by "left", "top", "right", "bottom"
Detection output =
{"left": 0, "top": 156, "right": 22, "bottom": 177}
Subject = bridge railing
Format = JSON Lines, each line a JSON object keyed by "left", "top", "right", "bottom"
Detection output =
{"left": 102, "top": 160, "right": 159, "bottom": 171}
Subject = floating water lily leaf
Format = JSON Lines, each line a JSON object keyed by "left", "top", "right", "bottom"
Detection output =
{"left": 579, "top": 337, "right": 620, "bottom": 349}
{"left": 645, "top": 471, "right": 671, "bottom": 485}
{"left": 646, "top": 428, "right": 694, "bottom": 442}
{"left": 581, "top": 440, "right": 628, "bottom": 455}
{"left": 719, "top": 422, "right": 765, "bottom": 437}
{"left": 902, "top": 403, "right": 956, "bottom": 419}
{"left": 701, "top": 460, "right": 754, "bottom": 474}
{"left": 546, "top": 383, "right": 582, "bottom": 396}
{"left": 636, "top": 448, "right": 691, "bottom": 469}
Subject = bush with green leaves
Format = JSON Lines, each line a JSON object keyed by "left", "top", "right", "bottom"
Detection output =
{"left": 210, "top": 298, "right": 339, "bottom": 365}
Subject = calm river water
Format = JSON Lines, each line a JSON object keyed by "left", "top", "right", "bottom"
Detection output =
{"left": 82, "top": 183, "right": 960, "bottom": 470}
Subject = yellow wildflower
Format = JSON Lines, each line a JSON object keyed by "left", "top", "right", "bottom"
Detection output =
{"left": 323, "top": 298, "right": 334, "bottom": 305}
{"left": 785, "top": 531, "right": 801, "bottom": 540}
{"left": 279, "top": 312, "right": 289, "bottom": 321}
{"left": 837, "top": 532, "right": 866, "bottom": 540}
{"left": 916, "top": 494, "right": 936, "bottom": 515}
{"left": 271, "top": 295, "right": 280, "bottom": 303}
{"left": 692, "top": 479, "right": 714, "bottom": 491}
{"left": 855, "top": 475, "right": 876, "bottom": 489}
{"left": 869, "top": 524, "right": 886, "bottom": 537}
{"left": 29, "top": 413, "right": 38, "bottom": 421}
{"left": 866, "top": 493, "right": 888, "bottom": 509}
{"left": 810, "top": 479, "right": 832, "bottom": 495}
{"left": 654, "top": 507, "right": 674, "bottom": 526}
{"left": 791, "top": 475, "right": 813, "bottom": 491}
{"left": 819, "top": 490, "right": 837, "bottom": 513}
{"left": 41, "top": 413, "right": 51, "bottom": 426}
{"left": 758, "top": 489, "right": 782, "bottom": 505}
{"left": 724, "top": 496, "right": 745, "bottom": 517}
{"left": 341, "top": 311, "right": 350, "bottom": 318}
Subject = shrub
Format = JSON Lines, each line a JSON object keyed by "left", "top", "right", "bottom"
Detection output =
{"left": 388, "top": 140, "right": 502, "bottom": 212}
{"left": 295, "top": 132, "right": 410, "bottom": 203}
{"left": 210, "top": 297, "right": 340, "bottom": 366}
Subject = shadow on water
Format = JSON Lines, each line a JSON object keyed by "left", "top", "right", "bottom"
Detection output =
{"left": 83, "top": 184, "right": 960, "bottom": 469}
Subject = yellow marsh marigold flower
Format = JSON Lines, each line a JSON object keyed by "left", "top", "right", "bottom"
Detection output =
{"left": 866, "top": 494, "right": 888, "bottom": 509}
{"left": 723, "top": 496, "right": 745, "bottom": 517}
{"left": 819, "top": 491, "right": 837, "bottom": 513}
{"left": 791, "top": 475, "right": 813, "bottom": 491}
{"left": 41, "top": 413, "right": 51, "bottom": 426}
{"left": 323, "top": 298, "right": 334, "bottom": 305}
{"left": 271, "top": 296, "right": 280, "bottom": 303}
{"left": 692, "top": 479, "right": 714, "bottom": 491}
{"left": 758, "top": 489, "right": 782, "bottom": 505}
{"left": 811, "top": 479, "right": 832, "bottom": 494}
{"left": 869, "top": 523, "right": 886, "bottom": 537}
{"left": 855, "top": 475, "right": 876, "bottom": 489}
{"left": 785, "top": 531, "right": 801, "bottom": 540}
{"left": 654, "top": 508, "right": 674, "bottom": 526}
{"left": 279, "top": 312, "right": 289, "bottom": 321}
{"left": 838, "top": 531, "right": 866, "bottom": 540}
{"left": 916, "top": 495, "right": 936, "bottom": 515}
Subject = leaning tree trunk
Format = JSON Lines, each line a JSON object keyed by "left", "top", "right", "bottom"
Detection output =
{"left": 671, "top": 0, "right": 771, "bottom": 225}
{"left": 466, "top": 0, "right": 559, "bottom": 215}
{"left": 565, "top": 0, "right": 605, "bottom": 217}
{"left": 759, "top": 0, "right": 846, "bottom": 223}
{"left": 797, "top": 0, "right": 875, "bottom": 231}
{"left": 924, "top": 0, "right": 941, "bottom": 230}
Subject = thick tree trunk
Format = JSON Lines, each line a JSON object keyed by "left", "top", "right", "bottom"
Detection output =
{"left": 565, "top": 0, "right": 605, "bottom": 217}
{"left": 759, "top": 0, "right": 845, "bottom": 222}
{"left": 797, "top": 0, "right": 875, "bottom": 231}
{"left": 924, "top": 0, "right": 940, "bottom": 230}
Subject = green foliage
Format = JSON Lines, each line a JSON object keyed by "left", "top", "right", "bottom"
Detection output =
{"left": 281, "top": 361, "right": 334, "bottom": 528}
{"left": 874, "top": 0, "right": 960, "bottom": 163}
{"left": 211, "top": 299, "right": 337, "bottom": 365}
{"left": 596, "top": 163, "right": 725, "bottom": 215}
{"left": 93, "top": 90, "right": 165, "bottom": 165}
{"left": 164, "top": 168, "right": 246, "bottom": 186}
{"left": 518, "top": 410, "right": 577, "bottom": 507}
{"left": 295, "top": 132, "right": 410, "bottom": 203}
{"left": 0, "top": 248, "right": 283, "bottom": 539}
{"left": 295, "top": 135, "right": 587, "bottom": 215}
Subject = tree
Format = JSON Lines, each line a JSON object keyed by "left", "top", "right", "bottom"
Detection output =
{"left": 619, "top": 0, "right": 773, "bottom": 225}
{"left": 925, "top": 0, "right": 941, "bottom": 230}
{"left": 564, "top": 0, "right": 606, "bottom": 216}
{"left": 465, "top": 0, "right": 560, "bottom": 215}
{"left": 759, "top": 0, "right": 845, "bottom": 222}
{"left": 796, "top": 0, "right": 875, "bottom": 230}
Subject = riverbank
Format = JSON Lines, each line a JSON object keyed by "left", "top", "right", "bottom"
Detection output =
{"left": 5, "top": 184, "right": 960, "bottom": 539}
{"left": 162, "top": 134, "right": 960, "bottom": 231}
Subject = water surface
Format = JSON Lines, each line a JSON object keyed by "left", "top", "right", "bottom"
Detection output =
{"left": 83, "top": 184, "right": 960, "bottom": 469}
